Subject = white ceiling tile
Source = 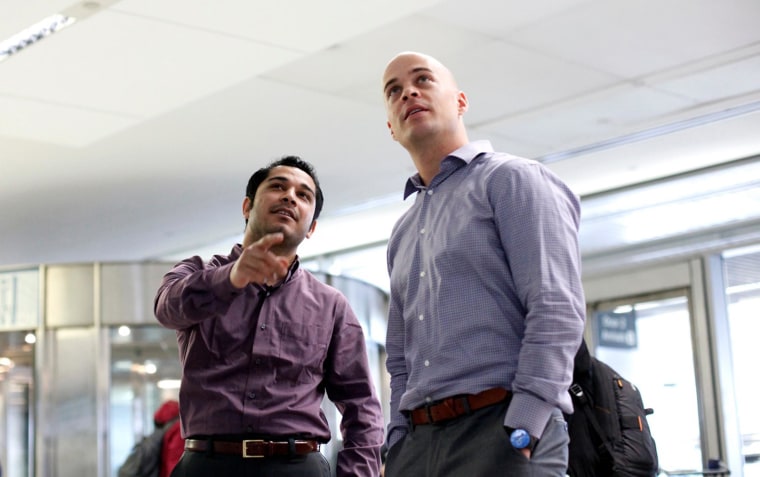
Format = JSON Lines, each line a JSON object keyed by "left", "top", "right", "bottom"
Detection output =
{"left": 441, "top": 40, "right": 619, "bottom": 125}
{"left": 420, "top": 0, "right": 596, "bottom": 33}
{"left": 506, "top": 0, "right": 760, "bottom": 78}
{"left": 114, "top": 0, "right": 442, "bottom": 52}
{"left": 0, "top": 96, "right": 136, "bottom": 147}
{"left": 0, "top": 11, "right": 301, "bottom": 118}
{"left": 653, "top": 55, "right": 760, "bottom": 103}
{"left": 466, "top": 128, "right": 549, "bottom": 160}
{"left": 261, "top": 14, "right": 493, "bottom": 100}
{"left": 475, "top": 83, "right": 693, "bottom": 151}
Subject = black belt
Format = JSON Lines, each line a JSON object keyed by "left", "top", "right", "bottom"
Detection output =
{"left": 185, "top": 438, "right": 320, "bottom": 458}
{"left": 409, "top": 387, "right": 511, "bottom": 425}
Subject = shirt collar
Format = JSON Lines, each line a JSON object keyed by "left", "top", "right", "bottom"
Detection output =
{"left": 403, "top": 140, "right": 494, "bottom": 199}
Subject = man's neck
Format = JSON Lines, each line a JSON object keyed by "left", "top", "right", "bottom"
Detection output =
{"left": 408, "top": 136, "right": 468, "bottom": 185}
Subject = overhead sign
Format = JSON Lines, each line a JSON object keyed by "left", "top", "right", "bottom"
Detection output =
{"left": 595, "top": 309, "right": 637, "bottom": 348}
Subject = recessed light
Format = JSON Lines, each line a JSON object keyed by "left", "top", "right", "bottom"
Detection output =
{"left": 0, "top": 14, "right": 76, "bottom": 63}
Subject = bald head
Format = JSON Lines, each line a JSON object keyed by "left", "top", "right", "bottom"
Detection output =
{"left": 382, "top": 51, "right": 459, "bottom": 95}
{"left": 380, "top": 51, "right": 470, "bottom": 179}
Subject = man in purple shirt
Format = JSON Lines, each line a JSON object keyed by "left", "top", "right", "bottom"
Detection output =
{"left": 380, "top": 52, "right": 586, "bottom": 476}
{"left": 155, "top": 156, "right": 384, "bottom": 477}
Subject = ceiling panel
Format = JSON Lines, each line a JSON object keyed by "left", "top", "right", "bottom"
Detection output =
{"left": 0, "top": 10, "right": 302, "bottom": 121}
{"left": 476, "top": 82, "right": 695, "bottom": 152}
{"left": 446, "top": 39, "right": 620, "bottom": 125}
{"left": 420, "top": 0, "right": 596, "bottom": 34}
{"left": 1, "top": 0, "right": 760, "bottom": 268}
{"left": 506, "top": 0, "right": 760, "bottom": 78}
{"left": 653, "top": 54, "right": 760, "bottom": 103}
{"left": 114, "top": 0, "right": 442, "bottom": 52}
{"left": 0, "top": 96, "right": 135, "bottom": 147}
{"left": 261, "top": 14, "right": 491, "bottom": 100}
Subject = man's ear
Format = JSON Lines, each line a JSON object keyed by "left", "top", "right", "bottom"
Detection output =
{"left": 242, "top": 197, "right": 252, "bottom": 221}
{"left": 387, "top": 121, "right": 397, "bottom": 141}
{"left": 457, "top": 91, "right": 469, "bottom": 116}
{"left": 305, "top": 219, "right": 317, "bottom": 239}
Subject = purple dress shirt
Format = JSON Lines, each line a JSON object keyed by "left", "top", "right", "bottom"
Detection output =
{"left": 154, "top": 245, "right": 384, "bottom": 477}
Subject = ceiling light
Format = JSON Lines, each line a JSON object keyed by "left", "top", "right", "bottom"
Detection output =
{"left": 0, "top": 14, "right": 76, "bottom": 63}
{"left": 157, "top": 379, "right": 181, "bottom": 390}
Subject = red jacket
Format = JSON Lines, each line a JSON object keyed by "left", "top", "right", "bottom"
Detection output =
{"left": 153, "top": 400, "right": 184, "bottom": 477}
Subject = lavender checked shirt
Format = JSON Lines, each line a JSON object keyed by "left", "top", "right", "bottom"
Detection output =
{"left": 385, "top": 140, "right": 586, "bottom": 449}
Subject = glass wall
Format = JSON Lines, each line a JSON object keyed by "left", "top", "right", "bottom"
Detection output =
{"left": 0, "top": 268, "right": 39, "bottom": 477}
{"left": 590, "top": 292, "right": 702, "bottom": 472}
{"left": 723, "top": 245, "right": 760, "bottom": 476}
{"left": 0, "top": 331, "right": 36, "bottom": 477}
{"left": 109, "top": 325, "right": 181, "bottom": 477}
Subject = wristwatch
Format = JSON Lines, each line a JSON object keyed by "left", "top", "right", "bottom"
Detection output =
{"left": 507, "top": 427, "right": 538, "bottom": 451}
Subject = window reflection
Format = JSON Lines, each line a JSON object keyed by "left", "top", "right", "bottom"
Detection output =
{"left": 109, "top": 326, "right": 180, "bottom": 477}
{"left": 723, "top": 247, "right": 760, "bottom": 476}
{"left": 0, "top": 330, "right": 35, "bottom": 477}
{"left": 593, "top": 294, "right": 702, "bottom": 472}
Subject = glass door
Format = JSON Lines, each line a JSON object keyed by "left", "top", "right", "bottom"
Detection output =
{"left": 590, "top": 290, "right": 702, "bottom": 472}
{"left": 723, "top": 247, "right": 760, "bottom": 476}
{"left": 0, "top": 330, "right": 36, "bottom": 477}
{"left": 109, "top": 325, "right": 181, "bottom": 477}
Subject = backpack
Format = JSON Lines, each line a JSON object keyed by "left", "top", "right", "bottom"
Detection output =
{"left": 117, "top": 419, "right": 175, "bottom": 477}
{"left": 566, "top": 340, "right": 659, "bottom": 477}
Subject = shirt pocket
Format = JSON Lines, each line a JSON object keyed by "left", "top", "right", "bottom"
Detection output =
{"left": 275, "top": 320, "right": 330, "bottom": 385}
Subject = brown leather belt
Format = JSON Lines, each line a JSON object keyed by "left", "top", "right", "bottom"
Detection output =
{"left": 185, "top": 438, "right": 320, "bottom": 458}
{"left": 409, "top": 387, "right": 511, "bottom": 425}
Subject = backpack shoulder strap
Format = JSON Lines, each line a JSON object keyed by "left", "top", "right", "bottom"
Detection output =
{"left": 570, "top": 370, "right": 615, "bottom": 459}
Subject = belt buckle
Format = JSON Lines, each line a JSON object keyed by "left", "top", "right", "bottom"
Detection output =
{"left": 242, "top": 439, "right": 265, "bottom": 458}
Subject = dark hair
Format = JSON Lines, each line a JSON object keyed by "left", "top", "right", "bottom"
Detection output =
{"left": 245, "top": 155, "right": 324, "bottom": 221}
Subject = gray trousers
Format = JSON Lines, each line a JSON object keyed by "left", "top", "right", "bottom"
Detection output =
{"left": 385, "top": 401, "right": 569, "bottom": 477}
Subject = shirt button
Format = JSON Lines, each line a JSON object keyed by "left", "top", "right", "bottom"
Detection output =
{"left": 247, "top": 392, "right": 256, "bottom": 399}
{"left": 420, "top": 228, "right": 426, "bottom": 235}
{"left": 418, "top": 314, "right": 424, "bottom": 321}
{"left": 424, "top": 360, "right": 430, "bottom": 367}
{"left": 419, "top": 271, "right": 426, "bottom": 278}
{"left": 425, "top": 396, "right": 432, "bottom": 403}
{"left": 427, "top": 190, "right": 433, "bottom": 195}
{"left": 260, "top": 324, "right": 266, "bottom": 330}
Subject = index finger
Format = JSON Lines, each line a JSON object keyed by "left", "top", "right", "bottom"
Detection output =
{"left": 254, "top": 233, "right": 284, "bottom": 251}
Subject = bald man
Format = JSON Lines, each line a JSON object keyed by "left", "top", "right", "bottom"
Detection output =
{"left": 380, "top": 51, "right": 586, "bottom": 477}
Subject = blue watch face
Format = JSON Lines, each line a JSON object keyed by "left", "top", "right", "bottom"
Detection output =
{"left": 510, "top": 429, "right": 531, "bottom": 449}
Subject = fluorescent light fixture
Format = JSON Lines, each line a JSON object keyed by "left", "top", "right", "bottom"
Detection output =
{"left": 0, "top": 14, "right": 76, "bottom": 63}
{"left": 157, "top": 379, "right": 182, "bottom": 390}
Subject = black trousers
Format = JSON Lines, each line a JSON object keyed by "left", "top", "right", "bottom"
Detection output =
{"left": 170, "top": 449, "right": 331, "bottom": 477}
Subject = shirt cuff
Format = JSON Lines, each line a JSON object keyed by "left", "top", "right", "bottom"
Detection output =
{"left": 504, "top": 392, "right": 556, "bottom": 439}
